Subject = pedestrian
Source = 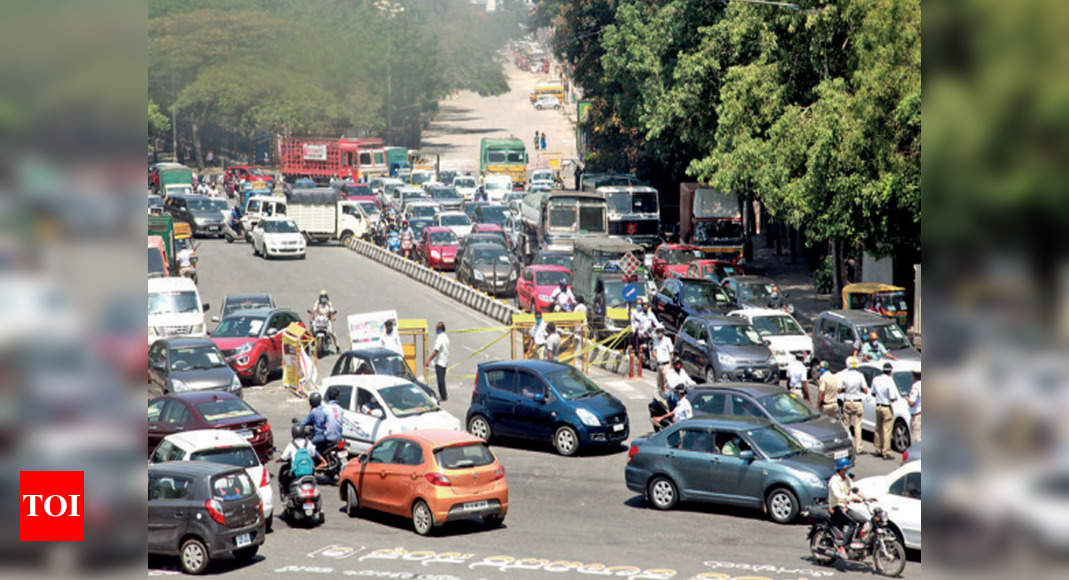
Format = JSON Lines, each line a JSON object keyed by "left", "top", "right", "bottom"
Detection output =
{"left": 785, "top": 353, "right": 809, "bottom": 403}
{"left": 533, "top": 131, "right": 540, "bottom": 151}
{"left": 263, "top": 151, "right": 269, "bottom": 165}
{"left": 540, "top": 132, "right": 546, "bottom": 151}
{"left": 380, "top": 318, "right": 403, "bottom": 356}
{"left": 573, "top": 295, "right": 587, "bottom": 317}
{"left": 425, "top": 321, "right": 450, "bottom": 401}
{"left": 871, "top": 362, "right": 899, "bottom": 458}
{"left": 652, "top": 327, "right": 673, "bottom": 392}
{"left": 206, "top": 150, "right": 214, "bottom": 166}
{"left": 837, "top": 356, "right": 868, "bottom": 455}
{"left": 527, "top": 310, "right": 547, "bottom": 359}
{"left": 907, "top": 369, "right": 921, "bottom": 443}
{"left": 815, "top": 361, "right": 840, "bottom": 419}
{"left": 545, "top": 322, "right": 561, "bottom": 361}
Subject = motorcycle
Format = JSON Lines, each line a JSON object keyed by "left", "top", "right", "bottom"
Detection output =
{"left": 223, "top": 218, "right": 244, "bottom": 243}
{"left": 179, "top": 256, "right": 198, "bottom": 285}
{"left": 807, "top": 499, "right": 906, "bottom": 577}
{"left": 386, "top": 230, "right": 401, "bottom": 254}
{"left": 400, "top": 232, "right": 414, "bottom": 259}
{"left": 307, "top": 310, "right": 334, "bottom": 357}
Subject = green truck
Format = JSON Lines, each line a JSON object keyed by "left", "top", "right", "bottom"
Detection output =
{"left": 479, "top": 137, "right": 527, "bottom": 186}
{"left": 385, "top": 146, "right": 409, "bottom": 177}
{"left": 148, "top": 214, "right": 177, "bottom": 272}
{"left": 155, "top": 165, "right": 194, "bottom": 198}
{"left": 572, "top": 238, "right": 653, "bottom": 342}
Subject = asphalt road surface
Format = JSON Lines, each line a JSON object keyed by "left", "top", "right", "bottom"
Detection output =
{"left": 147, "top": 237, "right": 920, "bottom": 579}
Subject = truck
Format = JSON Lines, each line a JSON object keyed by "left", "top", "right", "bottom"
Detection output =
{"left": 479, "top": 138, "right": 527, "bottom": 187}
{"left": 679, "top": 183, "right": 745, "bottom": 262}
{"left": 572, "top": 238, "right": 653, "bottom": 342}
{"left": 385, "top": 146, "right": 409, "bottom": 177}
{"left": 579, "top": 172, "right": 644, "bottom": 192}
{"left": 148, "top": 214, "right": 177, "bottom": 273}
{"left": 596, "top": 185, "right": 661, "bottom": 251}
{"left": 286, "top": 188, "right": 369, "bottom": 244}
{"left": 279, "top": 137, "right": 386, "bottom": 184}
{"left": 517, "top": 191, "right": 608, "bottom": 262}
{"left": 154, "top": 165, "right": 194, "bottom": 198}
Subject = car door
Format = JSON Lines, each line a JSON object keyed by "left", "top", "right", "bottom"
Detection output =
{"left": 482, "top": 368, "right": 523, "bottom": 436}
{"left": 512, "top": 370, "right": 555, "bottom": 440}
{"left": 703, "top": 429, "right": 762, "bottom": 502}
{"left": 262, "top": 312, "right": 289, "bottom": 366}
{"left": 380, "top": 439, "right": 425, "bottom": 516}
{"left": 664, "top": 426, "right": 719, "bottom": 500}
{"left": 517, "top": 268, "right": 535, "bottom": 309}
{"left": 147, "top": 398, "right": 169, "bottom": 452}
{"left": 674, "top": 319, "right": 700, "bottom": 376}
{"left": 154, "top": 400, "right": 193, "bottom": 442}
{"left": 885, "top": 470, "right": 921, "bottom": 548}
{"left": 343, "top": 386, "right": 385, "bottom": 453}
{"left": 834, "top": 322, "right": 857, "bottom": 367}
{"left": 358, "top": 438, "right": 402, "bottom": 512}
{"left": 147, "top": 473, "right": 194, "bottom": 553}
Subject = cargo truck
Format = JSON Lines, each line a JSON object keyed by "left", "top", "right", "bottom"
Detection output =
{"left": 597, "top": 184, "right": 661, "bottom": 251}
{"left": 679, "top": 183, "right": 745, "bottom": 262}
{"left": 479, "top": 138, "right": 527, "bottom": 187}
{"left": 286, "top": 188, "right": 369, "bottom": 244}
{"left": 517, "top": 191, "right": 607, "bottom": 262}
{"left": 279, "top": 137, "right": 386, "bottom": 184}
{"left": 148, "top": 214, "right": 177, "bottom": 272}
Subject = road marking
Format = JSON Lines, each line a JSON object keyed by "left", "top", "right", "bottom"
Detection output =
{"left": 604, "top": 380, "right": 648, "bottom": 400}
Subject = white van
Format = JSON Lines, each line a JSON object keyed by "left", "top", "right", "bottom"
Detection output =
{"left": 148, "top": 277, "right": 209, "bottom": 343}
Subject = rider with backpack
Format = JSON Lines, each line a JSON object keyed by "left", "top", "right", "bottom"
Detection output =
{"left": 276, "top": 423, "right": 326, "bottom": 493}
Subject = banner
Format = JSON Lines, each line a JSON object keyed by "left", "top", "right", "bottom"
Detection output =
{"left": 347, "top": 309, "right": 399, "bottom": 351}
{"left": 303, "top": 143, "right": 328, "bottom": 161}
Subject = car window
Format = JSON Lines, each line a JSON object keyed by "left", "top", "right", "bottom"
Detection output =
{"left": 161, "top": 401, "right": 191, "bottom": 425}
{"left": 191, "top": 446, "right": 259, "bottom": 468}
{"left": 660, "top": 280, "right": 678, "bottom": 299}
{"left": 356, "top": 388, "right": 382, "bottom": 415}
{"left": 394, "top": 440, "right": 425, "bottom": 466}
{"left": 484, "top": 369, "right": 518, "bottom": 395}
{"left": 712, "top": 430, "right": 751, "bottom": 456}
{"left": 149, "top": 475, "right": 193, "bottom": 501}
{"left": 692, "top": 392, "right": 727, "bottom": 414}
{"left": 837, "top": 323, "right": 855, "bottom": 343}
{"left": 435, "top": 443, "right": 495, "bottom": 469}
{"left": 680, "top": 319, "right": 699, "bottom": 339}
{"left": 148, "top": 399, "right": 166, "bottom": 423}
{"left": 730, "top": 395, "right": 765, "bottom": 418}
{"left": 818, "top": 318, "right": 836, "bottom": 341}
{"left": 515, "top": 371, "right": 544, "bottom": 399}
{"left": 210, "top": 471, "right": 256, "bottom": 500}
{"left": 368, "top": 439, "right": 401, "bottom": 464}
{"left": 666, "top": 427, "right": 715, "bottom": 453}
{"left": 889, "top": 471, "right": 921, "bottom": 500}
{"left": 151, "top": 440, "right": 173, "bottom": 463}
{"left": 331, "top": 385, "right": 353, "bottom": 410}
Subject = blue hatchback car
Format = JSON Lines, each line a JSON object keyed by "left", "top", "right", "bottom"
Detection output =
{"left": 466, "top": 360, "right": 629, "bottom": 456}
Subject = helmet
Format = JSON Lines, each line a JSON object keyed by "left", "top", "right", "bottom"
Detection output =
{"left": 291, "top": 424, "right": 304, "bottom": 440}
{"left": 672, "top": 382, "right": 687, "bottom": 394}
{"left": 835, "top": 457, "right": 852, "bottom": 471}
{"left": 559, "top": 278, "right": 569, "bottom": 287}
{"left": 309, "top": 392, "right": 322, "bottom": 407}
{"left": 319, "top": 290, "right": 328, "bottom": 297}
{"left": 847, "top": 356, "right": 859, "bottom": 369}
{"left": 303, "top": 425, "right": 315, "bottom": 438}
{"left": 869, "top": 331, "right": 879, "bottom": 340}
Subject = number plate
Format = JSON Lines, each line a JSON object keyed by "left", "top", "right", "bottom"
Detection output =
{"left": 235, "top": 533, "right": 251, "bottom": 548}
{"left": 612, "top": 423, "right": 625, "bottom": 432}
{"left": 463, "top": 500, "right": 489, "bottom": 511}
{"left": 207, "top": 225, "right": 219, "bottom": 231}
{"left": 833, "top": 449, "right": 849, "bottom": 459}
{"left": 237, "top": 429, "right": 254, "bottom": 439}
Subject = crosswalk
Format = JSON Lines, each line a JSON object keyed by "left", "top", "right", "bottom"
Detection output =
{"left": 590, "top": 370, "right": 656, "bottom": 400}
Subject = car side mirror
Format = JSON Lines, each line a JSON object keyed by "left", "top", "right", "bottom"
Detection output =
{"left": 358, "top": 453, "right": 369, "bottom": 464}
{"left": 532, "top": 392, "right": 546, "bottom": 404}
{"left": 739, "top": 450, "right": 755, "bottom": 461}
{"left": 370, "top": 408, "right": 385, "bottom": 419}
{"left": 202, "top": 303, "right": 210, "bottom": 312}
{"left": 211, "top": 315, "right": 220, "bottom": 323}
{"left": 697, "top": 339, "right": 707, "bottom": 347}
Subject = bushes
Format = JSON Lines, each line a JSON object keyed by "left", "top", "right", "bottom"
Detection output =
{"left": 813, "top": 254, "right": 835, "bottom": 294}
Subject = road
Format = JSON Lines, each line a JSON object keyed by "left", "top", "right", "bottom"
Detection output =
{"left": 148, "top": 236, "right": 920, "bottom": 579}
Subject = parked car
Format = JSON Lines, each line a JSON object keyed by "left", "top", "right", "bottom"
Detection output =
{"left": 339, "top": 430, "right": 508, "bottom": 535}
{"left": 651, "top": 277, "right": 737, "bottom": 332}
{"left": 220, "top": 293, "right": 275, "bottom": 319}
{"left": 457, "top": 243, "right": 518, "bottom": 296}
{"left": 416, "top": 226, "right": 459, "bottom": 270}
{"left": 427, "top": 186, "right": 463, "bottom": 211}
{"left": 149, "top": 429, "right": 275, "bottom": 531}
{"left": 852, "top": 359, "right": 919, "bottom": 452}
{"left": 534, "top": 95, "right": 562, "bottom": 110}
{"left": 684, "top": 259, "right": 742, "bottom": 283}
{"left": 330, "top": 346, "right": 437, "bottom": 401}
{"left": 165, "top": 194, "right": 226, "bottom": 237}
{"left": 251, "top": 217, "right": 306, "bottom": 259}
{"left": 209, "top": 307, "right": 305, "bottom": 385}
{"left": 466, "top": 360, "right": 629, "bottom": 456}
{"left": 721, "top": 275, "right": 793, "bottom": 313}
{"left": 148, "top": 462, "right": 265, "bottom": 574}
{"left": 625, "top": 415, "right": 835, "bottom": 523}
{"left": 812, "top": 310, "right": 920, "bottom": 371}
{"left": 318, "top": 374, "right": 462, "bottom": 455}
{"left": 854, "top": 460, "right": 921, "bottom": 549}
{"left": 474, "top": 204, "right": 510, "bottom": 226}
{"left": 148, "top": 337, "right": 242, "bottom": 398}
{"left": 435, "top": 210, "right": 473, "bottom": 239}
{"left": 534, "top": 248, "right": 574, "bottom": 271}
{"left": 404, "top": 200, "right": 441, "bottom": 221}
{"left": 674, "top": 314, "right": 778, "bottom": 384}
{"left": 148, "top": 391, "right": 273, "bottom": 461}
{"left": 728, "top": 308, "right": 812, "bottom": 374}
{"left": 686, "top": 384, "right": 853, "bottom": 459}
{"left": 515, "top": 265, "right": 572, "bottom": 312}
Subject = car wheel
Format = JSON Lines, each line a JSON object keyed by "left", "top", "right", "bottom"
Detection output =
{"left": 765, "top": 486, "right": 799, "bottom": 524}
{"left": 704, "top": 366, "right": 717, "bottom": 384}
{"left": 892, "top": 419, "right": 911, "bottom": 452}
{"left": 344, "top": 483, "right": 360, "bottom": 517}
{"left": 467, "top": 415, "right": 492, "bottom": 442}
{"left": 234, "top": 545, "right": 259, "bottom": 562}
{"left": 180, "top": 537, "right": 210, "bottom": 574}
{"left": 483, "top": 514, "right": 504, "bottom": 528}
{"left": 412, "top": 499, "right": 434, "bottom": 536}
{"left": 552, "top": 425, "right": 579, "bottom": 456}
{"left": 341, "top": 232, "right": 354, "bottom": 246}
{"left": 647, "top": 476, "right": 678, "bottom": 510}
{"left": 252, "top": 356, "right": 269, "bottom": 386}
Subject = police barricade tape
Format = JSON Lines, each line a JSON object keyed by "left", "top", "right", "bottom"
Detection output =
{"left": 444, "top": 328, "right": 512, "bottom": 379}
{"left": 562, "top": 326, "right": 631, "bottom": 365}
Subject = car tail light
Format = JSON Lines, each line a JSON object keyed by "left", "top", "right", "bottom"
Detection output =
{"left": 257, "top": 421, "right": 270, "bottom": 435}
{"left": 204, "top": 499, "right": 226, "bottom": 525}
{"left": 493, "top": 465, "right": 505, "bottom": 481}
{"left": 425, "top": 473, "right": 452, "bottom": 486}
{"left": 336, "top": 440, "right": 347, "bottom": 450}
{"left": 260, "top": 469, "right": 270, "bottom": 487}
{"left": 257, "top": 501, "right": 263, "bottom": 519}
{"left": 628, "top": 444, "right": 639, "bottom": 463}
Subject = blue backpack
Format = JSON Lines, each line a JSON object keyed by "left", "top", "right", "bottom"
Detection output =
{"left": 291, "top": 443, "right": 314, "bottom": 478}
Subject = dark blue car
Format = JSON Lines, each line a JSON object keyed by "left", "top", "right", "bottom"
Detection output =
{"left": 466, "top": 360, "right": 629, "bottom": 456}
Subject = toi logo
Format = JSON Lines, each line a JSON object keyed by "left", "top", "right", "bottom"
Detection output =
{"left": 20, "top": 471, "right": 84, "bottom": 541}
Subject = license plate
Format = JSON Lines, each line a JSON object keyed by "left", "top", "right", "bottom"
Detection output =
{"left": 207, "top": 225, "right": 219, "bottom": 231}
{"left": 463, "top": 500, "right": 489, "bottom": 511}
{"left": 235, "top": 533, "right": 251, "bottom": 548}
{"left": 303, "top": 502, "right": 315, "bottom": 511}
{"left": 237, "top": 429, "right": 253, "bottom": 439}
{"left": 833, "top": 449, "right": 849, "bottom": 459}
{"left": 612, "top": 423, "right": 625, "bottom": 432}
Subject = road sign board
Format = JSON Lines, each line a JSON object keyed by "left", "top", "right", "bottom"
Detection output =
{"left": 622, "top": 284, "right": 639, "bottom": 303}
{"left": 619, "top": 251, "right": 641, "bottom": 277}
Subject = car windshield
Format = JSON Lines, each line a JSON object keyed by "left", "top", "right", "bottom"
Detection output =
{"left": 429, "top": 231, "right": 458, "bottom": 245}
{"left": 410, "top": 220, "right": 432, "bottom": 235}
{"left": 187, "top": 198, "right": 214, "bottom": 212}
{"left": 409, "top": 205, "right": 437, "bottom": 218}
{"left": 435, "top": 443, "right": 495, "bottom": 470}
{"left": 506, "top": 151, "right": 525, "bottom": 163}
{"left": 487, "top": 151, "right": 506, "bottom": 163}
{"left": 479, "top": 206, "right": 508, "bottom": 223}
{"left": 370, "top": 353, "right": 416, "bottom": 380}
{"left": 343, "top": 184, "right": 371, "bottom": 196}
{"left": 536, "top": 270, "right": 569, "bottom": 286}
{"left": 191, "top": 446, "right": 259, "bottom": 469}
{"left": 195, "top": 398, "right": 257, "bottom": 422}
{"left": 745, "top": 425, "right": 805, "bottom": 459}
{"left": 751, "top": 314, "right": 804, "bottom": 336}
{"left": 412, "top": 172, "right": 433, "bottom": 185}
{"left": 378, "top": 383, "right": 439, "bottom": 417}
{"left": 891, "top": 372, "right": 914, "bottom": 397}
{"left": 432, "top": 188, "right": 460, "bottom": 200}
{"left": 698, "top": 264, "right": 736, "bottom": 281}
{"left": 859, "top": 324, "right": 911, "bottom": 350}
{"left": 357, "top": 201, "right": 379, "bottom": 215}
{"left": 454, "top": 177, "right": 476, "bottom": 188}
{"left": 148, "top": 248, "right": 164, "bottom": 275}
{"left": 262, "top": 220, "right": 298, "bottom": 233}
{"left": 606, "top": 191, "right": 658, "bottom": 214}
{"left": 709, "top": 324, "right": 763, "bottom": 346}
{"left": 485, "top": 180, "right": 509, "bottom": 191}
{"left": 681, "top": 283, "right": 732, "bottom": 306}
{"left": 170, "top": 345, "right": 228, "bottom": 371}
{"left": 759, "top": 392, "right": 819, "bottom": 424}
{"left": 212, "top": 315, "right": 265, "bottom": 338}
{"left": 578, "top": 204, "right": 605, "bottom": 233}
{"left": 148, "top": 291, "right": 200, "bottom": 315}
{"left": 537, "top": 253, "right": 573, "bottom": 269}
{"left": 602, "top": 279, "right": 628, "bottom": 308}
{"left": 548, "top": 206, "right": 575, "bottom": 229}
{"left": 402, "top": 192, "right": 424, "bottom": 202}
{"left": 209, "top": 199, "right": 228, "bottom": 211}
{"left": 148, "top": 197, "right": 162, "bottom": 208}
{"left": 544, "top": 366, "right": 604, "bottom": 400}
{"left": 739, "top": 281, "right": 775, "bottom": 300}
{"left": 661, "top": 248, "right": 706, "bottom": 264}
{"left": 222, "top": 296, "right": 271, "bottom": 317}
{"left": 439, "top": 214, "right": 471, "bottom": 226}
{"left": 210, "top": 472, "right": 256, "bottom": 500}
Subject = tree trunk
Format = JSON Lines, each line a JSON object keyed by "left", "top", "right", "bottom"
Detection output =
{"left": 191, "top": 120, "right": 204, "bottom": 170}
{"left": 831, "top": 238, "right": 842, "bottom": 295}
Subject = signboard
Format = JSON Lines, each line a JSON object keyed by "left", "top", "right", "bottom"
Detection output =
{"left": 622, "top": 284, "right": 639, "bottom": 303}
{"left": 347, "top": 309, "right": 399, "bottom": 351}
{"left": 619, "top": 251, "right": 641, "bottom": 277}
{"left": 303, "top": 144, "right": 328, "bottom": 161}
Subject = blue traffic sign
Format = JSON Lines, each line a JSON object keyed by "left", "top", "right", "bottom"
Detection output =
{"left": 622, "top": 284, "right": 639, "bottom": 303}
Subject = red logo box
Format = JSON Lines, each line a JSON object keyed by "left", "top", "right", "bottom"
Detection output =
{"left": 20, "top": 471, "right": 84, "bottom": 542}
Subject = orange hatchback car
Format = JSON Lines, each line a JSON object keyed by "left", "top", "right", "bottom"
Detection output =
{"left": 338, "top": 429, "right": 508, "bottom": 535}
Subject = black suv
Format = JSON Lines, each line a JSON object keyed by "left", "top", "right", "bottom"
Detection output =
{"left": 652, "top": 277, "right": 738, "bottom": 332}
{"left": 148, "top": 461, "right": 265, "bottom": 574}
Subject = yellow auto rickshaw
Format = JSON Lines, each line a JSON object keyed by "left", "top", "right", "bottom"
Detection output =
{"left": 842, "top": 282, "right": 909, "bottom": 330}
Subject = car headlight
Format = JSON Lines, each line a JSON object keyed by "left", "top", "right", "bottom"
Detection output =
{"left": 194, "top": 216, "right": 207, "bottom": 224}
{"left": 431, "top": 250, "right": 441, "bottom": 258}
{"left": 799, "top": 471, "right": 825, "bottom": 488}
{"left": 230, "top": 374, "right": 241, "bottom": 392}
{"left": 171, "top": 378, "right": 189, "bottom": 393}
{"left": 235, "top": 343, "right": 254, "bottom": 355}
{"left": 576, "top": 408, "right": 601, "bottom": 427}
{"left": 717, "top": 352, "right": 736, "bottom": 367}
{"left": 791, "top": 430, "right": 821, "bottom": 449}
{"left": 473, "top": 270, "right": 485, "bottom": 280}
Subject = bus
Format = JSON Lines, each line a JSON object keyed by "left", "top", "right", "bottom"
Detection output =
{"left": 479, "top": 137, "right": 527, "bottom": 187}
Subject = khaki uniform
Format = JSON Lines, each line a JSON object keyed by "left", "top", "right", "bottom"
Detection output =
{"left": 817, "top": 371, "right": 839, "bottom": 419}
{"left": 838, "top": 368, "right": 867, "bottom": 454}
{"left": 871, "top": 373, "right": 899, "bottom": 456}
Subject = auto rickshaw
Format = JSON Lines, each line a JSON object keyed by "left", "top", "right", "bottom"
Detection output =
{"left": 842, "top": 282, "right": 910, "bottom": 330}
{"left": 238, "top": 180, "right": 273, "bottom": 208}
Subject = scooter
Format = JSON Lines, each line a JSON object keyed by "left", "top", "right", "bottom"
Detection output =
{"left": 807, "top": 499, "right": 906, "bottom": 577}
{"left": 400, "top": 232, "right": 414, "bottom": 260}
{"left": 179, "top": 256, "right": 198, "bottom": 285}
{"left": 223, "top": 219, "right": 244, "bottom": 243}
{"left": 307, "top": 310, "right": 334, "bottom": 357}
{"left": 279, "top": 420, "right": 325, "bottom": 527}
{"left": 386, "top": 230, "right": 401, "bottom": 254}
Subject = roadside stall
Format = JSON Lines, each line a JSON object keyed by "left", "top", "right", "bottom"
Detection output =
{"left": 281, "top": 322, "right": 317, "bottom": 398}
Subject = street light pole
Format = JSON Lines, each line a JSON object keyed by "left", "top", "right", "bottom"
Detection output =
{"left": 375, "top": 0, "right": 404, "bottom": 142}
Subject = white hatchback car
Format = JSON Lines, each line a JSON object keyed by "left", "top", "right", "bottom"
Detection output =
{"left": 843, "top": 359, "right": 919, "bottom": 452}
{"left": 251, "top": 217, "right": 306, "bottom": 259}
{"left": 319, "top": 374, "right": 462, "bottom": 455}
{"left": 728, "top": 308, "right": 813, "bottom": 372}
{"left": 149, "top": 429, "right": 275, "bottom": 530}
{"left": 436, "top": 210, "right": 473, "bottom": 239}
{"left": 855, "top": 460, "right": 921, "bottom": 549}
{"left": 453, "top": 175, "right": 478, "bottom": 200}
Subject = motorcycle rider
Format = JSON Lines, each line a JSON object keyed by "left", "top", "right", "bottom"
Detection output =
{"left": 549, "top": 279, "right": 576, "bottom": 312}
{"left": 275, "top": 423, "right": 325, "bottom": 495}
{"left": 321, "top": 386, "right": 344, "bottom": 461}
{"left": 630, "top": 298, "right": 661, "bottom": 362}
{"left": 300, "top": 392, "right": 329, "bottom": 455}
{"left": 828, "top": 457, "right": 869, "bottom": 557}
{"left": 310, "top": 290, "right": 337, "bottom": 346}
{"left": 400, "top": 219, "right": 415, "bottom": 259}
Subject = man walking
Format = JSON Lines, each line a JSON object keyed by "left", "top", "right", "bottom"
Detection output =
{"left": 786, "top": 353, "right": 809, "bottom": 403}
{"left": 871, "top": 362, "right": 899, "bottom": 458}
{"left": 540, "top": 132, "right": 547, "bottom": 151}
{"left": 652, "top": 328, "right": 673, "bottom": 392}
{"left": 907, "top": 369, "right": 921, "bottom": 443}
{"left": 544, "top": 322, "right": 561, "bottom": 361}
{"left": 838, "top": 357, "right": 868, "bottom": 455}
{"left": 815, "top": 361, "right": 840, "bottom": 419}
{"left": 425, "top": 321, "right": 450, "bottom": 401}
{"left": 533, "top": 131, "right": 540, "bottom": 151}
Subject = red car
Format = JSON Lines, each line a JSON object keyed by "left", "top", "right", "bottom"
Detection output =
{"left": 684, "top": 259, "right": 743, "bottom": 283}
{"left": 516, "top": 264, "right": 572, "bottom": 312}
{"left": 209, "top": 307, "right": 304, "bottom": 385}
{"left": 224, "top": 165, "right": 274, "bottom": 186}
{"left": 417, "top": 226, "right": 459, "bottom": 270}
{"left": 147, "top": 391, "right": 273, "bottom": 462}
{"left": 651, "top": 244, "right": 730, "bottom": 285}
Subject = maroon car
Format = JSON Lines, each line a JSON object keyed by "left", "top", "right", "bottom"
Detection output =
{"left": 147, "top": 391, "right": 274, "bottom": 462}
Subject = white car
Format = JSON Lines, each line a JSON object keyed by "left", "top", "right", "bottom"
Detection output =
{"left": 149, "top": 429, "right": 275, "bottom": 530}
{"left": 482, "top": 175, "right": 513, "bottom": 202}
{"left": 393, "top": 186, "right": 427, "bottom": 214}
{"left": 319, "top": 375, "right": 463, "bottom": 455}
{"left": 854, "top": 460, "right": 921, "bottom": 550}
{"left": 534, "top": 95, "right": 561, "bottom": 110}
{"left": 251, "top": 217, "right": 306, "bottom": 259}
{"left": 436, "top": 210, "right": 473, "bottom": 239}
{"left": 728, "top": 308, "right": 813, "bottom": 372}
{"left": 378, "top": 178, "right": 404, "bottom": 205}
{"left": 403, "top": 200, "right": 440, "bottom": 221}
{"left": 148, "top": 277, "right": 208, "bottom": 343}
{"left": 840, "top": 359, "right": 919, "bottom": 452}
{"left": 453, "top": 175, "right": 478, "bottom": 200}
{"left": 410, "top": 169, "right": 436, "bottom": 187}
{"left": 528, "top": 169, "right": 554, "bottom": 183}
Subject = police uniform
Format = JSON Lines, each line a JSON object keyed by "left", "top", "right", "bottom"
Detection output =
{"left": 817, "top": 370, "right": 840, "bottom": 419}
{"left": 871, "top": 371, "right": 899, "bottom": 457}
{"left": 838, "top": 366, "right": 867, "bottom": 454}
